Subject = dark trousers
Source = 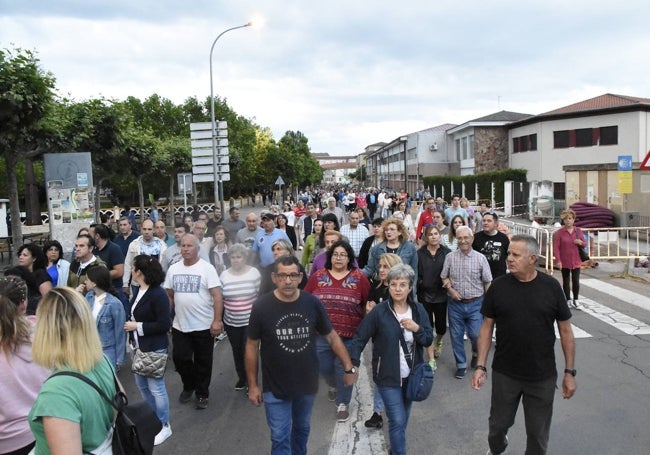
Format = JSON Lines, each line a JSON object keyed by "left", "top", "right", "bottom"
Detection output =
{"left": 560, "top": 268, "right": 581, "bottom": 300}
{"left": 422, "top": 299, "right": 448, "bottom": 336}
{"left": 172, "top": 328, "right": 214, "bottom": 399}
{"left": 488, "top": 370, "right": 557, "bottom": 455}
{"left": 224, "top": 323, "right": 248, "bottom": 383}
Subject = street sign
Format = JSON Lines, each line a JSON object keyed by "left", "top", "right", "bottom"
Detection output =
{"left": 192, "top": 156, "right": 229, "bottom": 167}
{"left": 641, "top": 150, "right": 650, "bottom": 170}
{"left": 177, "top": 173, "right": 192, "bottom": 193}
{"left": 192, "top": 165, "right": 230, "bottom": 174}
{"left": 194, "top": 173, "right": 230, "bottom": 183}
{"left": 617, "top": 155, "right": 633, "bottom": 171}
{"left": 275, "top": 176, "right": 285, "bottom": 186}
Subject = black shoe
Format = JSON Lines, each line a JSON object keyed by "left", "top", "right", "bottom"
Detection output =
{"left": 471, "top": 353, "right": 478, "bottom": 369}
{"left": 196, "top": 396, "right": 209, "bottom": 410}
{"left": 179, "top": 390, "right": 194, "bottom": 404}
{"left": 455, "top": 368, "right": 467, "bottom": 379}
{"left": 364, "top": 412, "right": 383, "bottom": 429}
{"left": 234, "top": 379, "right": 247, "bottom": 391}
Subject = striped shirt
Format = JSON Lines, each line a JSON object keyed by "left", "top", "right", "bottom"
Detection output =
{"left": 219, "top": 267, "right": 262, "bottom": 327}
{"left": 440, "top": 248, "right": 492, "bottom": 299}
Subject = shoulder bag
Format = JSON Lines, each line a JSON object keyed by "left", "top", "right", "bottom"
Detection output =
{"left": 48, "top": 359, "right": 161, "bottom": 455}
{"left": 131, "top": 328, "right": 168, "bottom": 379}
{"left": 397, "top": 318, "right": 434, "bottom": 402}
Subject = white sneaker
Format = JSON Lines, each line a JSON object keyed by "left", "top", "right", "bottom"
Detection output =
{"left": 154, "top": 424, "right": 172, "bottom": 446}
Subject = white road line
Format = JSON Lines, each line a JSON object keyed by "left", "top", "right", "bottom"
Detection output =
{"left": 581, "top": 279, "right": 650, "bottom": 312}
{"left": 329, "top": 352, "right": 386, "bottom": 454}
{"left": 555, "top": 322, "right": 592, "bottom": 339}
{"left": 575, "top": 297, "right": 650, "bottom": 335}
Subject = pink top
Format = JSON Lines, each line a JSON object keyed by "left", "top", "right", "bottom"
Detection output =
{"left": 553, "top": 226, "right": 586, "bottom": 270}
{"left": 0, "top": 340, "right": 50, "bottom": 452}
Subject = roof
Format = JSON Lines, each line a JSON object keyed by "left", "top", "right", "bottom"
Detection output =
{"left": 468, "top": 110, "right": 533, "bottom": 123}
{"left": 542, "top": 93, "right": 650, "bottom": 115}
{"left": 416, "top": 123, "right": 458, "bottom": 133}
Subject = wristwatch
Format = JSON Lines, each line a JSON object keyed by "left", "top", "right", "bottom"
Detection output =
{"left": 564, "top": 368, "right": 577, "bottom": 377}
{"left": 344, "top": 367, "right": 357, "bottom": 374}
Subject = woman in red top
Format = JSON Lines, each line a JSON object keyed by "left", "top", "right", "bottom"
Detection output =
{"left": 553, "top": 209, "right": 586, "bottom": 308}
{"left": 305, "top": 239, "right": 370, "bottom": 423}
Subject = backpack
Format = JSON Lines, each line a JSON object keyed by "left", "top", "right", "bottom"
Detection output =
{"left": 369, "top": 194, "right": 376, "bottom": 204}
{"left": 48, "top": 360, "right": 161, "bottom": 455}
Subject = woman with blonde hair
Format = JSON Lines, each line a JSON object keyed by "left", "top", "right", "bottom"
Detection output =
{"left": 0, "top": 277, "right": 50, "bottom": 455}
{"left": 362, "top": 217, "right": 418, "bottom": 295}
{"left": 29, "top": 287, "right": 116, "bottom": 454}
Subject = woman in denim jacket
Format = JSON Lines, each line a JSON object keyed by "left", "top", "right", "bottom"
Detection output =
{"left": 84, "top": 265, "right": 126, "bottom": 370}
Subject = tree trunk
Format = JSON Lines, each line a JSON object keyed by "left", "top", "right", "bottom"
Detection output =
{"left": 6, "top": 154, "right": 23, "bottom": 262}
{"left": 137, "top": 175, "right": 145, "bottom": 229}
{"left": 24, "top": 158, "right": 41, "bottom": 225}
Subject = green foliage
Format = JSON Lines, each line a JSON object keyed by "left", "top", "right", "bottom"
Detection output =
{"left": 1, "top": 46, "right": 321, "bottom": 211}
{"left": 423, "top": 169, "right": 527, "bottom": 205}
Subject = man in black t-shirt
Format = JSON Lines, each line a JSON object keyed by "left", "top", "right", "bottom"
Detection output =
{"left": 245, "top": 255, "right": 358, "bottom": 454}
{"left": 471, "top": 235, "right": 576, "bottom": 455}
{"left": 472, "top": 211, "right": 510, "bottom": 279}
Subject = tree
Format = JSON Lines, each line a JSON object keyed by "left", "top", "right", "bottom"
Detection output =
{"left": 0, "top": 47, "right": 56, "bottom": 248}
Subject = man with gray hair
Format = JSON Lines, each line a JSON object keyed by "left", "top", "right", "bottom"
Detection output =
{"left": 471, "top": 235, "right": 576, "bottom": 454}
{"left": 441, "top": 225, "right": 492, "bottom": 379}
{"left": 236, "top": 212, "right": 262, "bottom": 249}
{"left": 322, "top": 196, "right": 345, "bottom": 227}
{"left": 165, "top": 233, "right": 223, "bottom": 410}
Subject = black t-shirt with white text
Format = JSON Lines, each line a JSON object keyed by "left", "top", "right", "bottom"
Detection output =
{"left": 473, "top": 231, "right": 510, "bottom": 279}
{"left": 248, "top": 291, "right": 333, "bottom": 399}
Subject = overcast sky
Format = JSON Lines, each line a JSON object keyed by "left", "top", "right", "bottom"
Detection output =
{"left": 2, "top": 0, "right": 648, "bottom": 156}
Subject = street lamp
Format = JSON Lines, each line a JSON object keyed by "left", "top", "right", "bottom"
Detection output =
{"left": 210, "top": 22, "right": 252, "bottom": 214}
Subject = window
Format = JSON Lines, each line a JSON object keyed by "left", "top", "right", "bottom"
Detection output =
{"left": 575, "top": 128, "right": 593, "bottom": 147}
{"left": 455, "top": 139, "right": 461, "bottom": 161}
{"left": 600, "top": 126, "right": 618, "bottom": 145}
{"left": 469, "top": 134, "right": 475, "bottom": 159}
{"left": 461, "top": 137, "right": 468, "bottom": 160}
{"left": 513, "top": 134, "right": 537, "bottom": 153}
{"left": 554, "top": 130, "right": 569, "bottom": 148}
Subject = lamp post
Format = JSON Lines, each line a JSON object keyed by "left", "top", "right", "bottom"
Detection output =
{"left": 210, "top": 22, "right": 252, "bottom": 214}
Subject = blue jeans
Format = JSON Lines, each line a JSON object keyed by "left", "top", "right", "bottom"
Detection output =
{"left": 316, "top": 336, "right": 354, "bottom": 405}
{"left": 447, "top": 296, "right": 483, "bottom": 368}
{"left": 378, "top": 384, "right": 413, "bottom": 455}
{"left": 134, "top": 350, "right": 170, "bottom": 425}
{"left": 373, "top": 386, "right": 384, "bottom": 413}
{"left": 263, "top": 392, "right": 316, "bottom": 455}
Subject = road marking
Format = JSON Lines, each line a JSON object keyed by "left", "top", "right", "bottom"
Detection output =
{"left": 575, "top": 297, "right": 650, "bottom": 335}
{"left": 330, "top": 352, "right": 386, "bottom": 454}
{"left": 581, "top": 279, "right": 650, "bottom": 312}
{"left": 555, "top": 322, "right": 592, "bottom": 339}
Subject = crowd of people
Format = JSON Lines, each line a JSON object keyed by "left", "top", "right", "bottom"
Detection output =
{"left": 0, "top": 189, "right": 578, "bottom": 455}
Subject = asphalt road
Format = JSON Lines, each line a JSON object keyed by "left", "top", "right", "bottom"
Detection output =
{"left": 110, "top": 255, "right": 650, "bottom": 455}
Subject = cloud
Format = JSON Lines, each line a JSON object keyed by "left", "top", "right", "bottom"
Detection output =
{"left": 1, "top": 0, "right": 649, "bottom": 156}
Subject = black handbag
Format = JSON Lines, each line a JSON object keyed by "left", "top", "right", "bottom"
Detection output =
{"left": 49, "top": 360, "right": 161, "bottom": 455}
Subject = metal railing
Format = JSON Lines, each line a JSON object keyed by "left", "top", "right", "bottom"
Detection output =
{"left": 499, "top": 220, "right": 650, "bottom": 272}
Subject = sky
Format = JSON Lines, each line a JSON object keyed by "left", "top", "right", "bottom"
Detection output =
{"left": 1, "top": 0, "right": 649, "bottom": 157}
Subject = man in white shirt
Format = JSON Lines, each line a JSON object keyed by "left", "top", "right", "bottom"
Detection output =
{"left": 123, "top": 219, "right": 167, "bottom": 297}
{"left": 165, "top": 234, "right": 223, "bottom": 410}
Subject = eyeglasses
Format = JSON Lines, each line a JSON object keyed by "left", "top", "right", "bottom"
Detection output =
{"left": 484, "top": 211, "right": 498, "bottom": 218}
{"left": 332, "top": 252, "right": 348, "bottom": 259}
{"left": 274, "top": 273, "right": 302, "bottom": 281}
